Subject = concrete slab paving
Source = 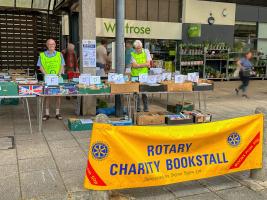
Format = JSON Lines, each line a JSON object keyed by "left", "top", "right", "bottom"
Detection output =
{"left": 0, "top": 164, "right": 18, "bottom": 178}
{"left": 199, "top": 176, "right": 241, "bottom": 191}
{"left": 61, "top": 169, "right": 88, "bottom": 192}
{"left": 37, "top": 193, "right": 69, "bottom": 200}
{"left": 79, "top": 141, "right": 90, "bottom": 154}
{"left": 16, "top": 141, "right": 51, "bottom": 160}
{"left": 20, "top": 169, "right": 66, "bottom": 199}
{"left": 0, "top": 149, "right": 17, "bottom": 166}
{"left": 51, "top": 147, "right": 87, "bottom": 172}
{"left": 48, "top": 139, "right": 80, "bottom": 150}
{"left": 0, "top": 175, "right": 21, "bottom": 200}
{"left": 119, "top": 186, "right": 175, "bottom": 200}
{"left": 166, "top": 181, "right": 209, "bottom": 198}
{"left": 70, "top": 191, "right": 93, "bottom": 200}
{"left": 18, "top": 156, "right": 57, "bottom": 173}
{"left": 44, "top": 131, "right": 74, "bottom": 141}
{"left": 215, "top": 186, "right": 265, "bottom": 200}
{"left": 14, "top": 132, "right": 44, "bottom": 141}
{"left": 178, "top": 192, "right": 223, "bottom": 200}
{"left": 0, "top": 81, "right": 267, "bottom": 199}
{"left": 71, "top": 131, "right": 91, "bottom": 140}
{"left": 0, "top": 129, "right": 14, "bottom": 136}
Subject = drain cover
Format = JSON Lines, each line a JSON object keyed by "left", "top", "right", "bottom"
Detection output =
{"left": 0, "top": 136, "right": 14, "bottom": 150}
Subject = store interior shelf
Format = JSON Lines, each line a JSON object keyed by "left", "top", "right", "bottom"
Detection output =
{"left": 180, "top": 54, "right": 204, "bottom": 56}
{"left": 206, "top": 58, "right": 228, "bottom": 61}
{"left": 178, "top": 43, "right": 267, "bottom": 80}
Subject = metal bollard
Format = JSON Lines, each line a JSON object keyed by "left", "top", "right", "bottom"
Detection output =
{"left": 250, "top": 107, "right": 267, "bottom": 181}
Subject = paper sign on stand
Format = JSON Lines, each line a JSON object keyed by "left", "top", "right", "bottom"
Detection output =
{"left": 150, "top": 68, "right": 163, "bottom": 75}
{"left": 156, "top": 75, "right": 162, "bottom": 83}
{"left": 45, "top": 75, "right": 59, "bottom": 86}
{"left": 147, "top": 75, "right": 158, "bottom": 84}
{"left": 82, "top": 40, "right": 96, "bottom": 68}
{"left": 108, "top": 73, "right": 117, "bottom": 82}
{"left": 139, "top": 74, "right": 148, "bottom": 83}
{"left": 89, "top": 76, "right": 101, "bottom": 85}
{"left": 79, "top": 74, "right": 91, "bottom": 85}
{"left": 187, "top": 72, "right": 199, "bottom": 82}
{"left": 175, "top": 75, "right": 187, "bottom": 83}
{"left": 162, "top": 73, "right": 172, "bottom": 81}
{"left": 114, "top": 74, "right": 125, "bottom": 84}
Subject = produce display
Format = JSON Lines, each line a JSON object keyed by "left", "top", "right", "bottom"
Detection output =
{"left": 179, "top": 42, "right": 267, "bottom": 80}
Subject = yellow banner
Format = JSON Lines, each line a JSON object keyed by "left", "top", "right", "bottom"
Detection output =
{"left": 84, "top": 114, "right": 263, "bottom": 190}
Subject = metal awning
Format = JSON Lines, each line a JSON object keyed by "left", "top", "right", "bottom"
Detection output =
{"left": 0, "top": 0, "right": 56, "bottom": 12}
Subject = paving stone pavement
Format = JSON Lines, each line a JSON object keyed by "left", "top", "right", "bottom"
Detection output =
{"left": 0, "top": 80, "right": 267, "bottom": 200}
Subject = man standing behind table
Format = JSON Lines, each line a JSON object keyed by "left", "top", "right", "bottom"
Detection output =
{"left": 96, "top": 39, "right": 109, "bottom": 76}
{"left": 37, "top": 39, "right": 65, "bottom": 121}
{"left": 125, "top": 40, "right": 134, "bottom": 68}
{"left": 131, "top": 40, "right": 152, "bottom": 112}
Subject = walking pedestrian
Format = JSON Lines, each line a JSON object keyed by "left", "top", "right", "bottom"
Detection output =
{"left": 235, "top": 51, "right": 253, "bottom": 98}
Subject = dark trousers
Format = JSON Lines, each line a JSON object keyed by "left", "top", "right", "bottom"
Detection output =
{"left": 238, "top": 71, "right": 250, "bottom": 93}
{"left": 135, "top": 93, "right": 148, "bottom": 111}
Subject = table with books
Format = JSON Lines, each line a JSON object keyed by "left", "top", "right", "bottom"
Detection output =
{"left": 0, "top": 70, "right": 214, "bottom": 133}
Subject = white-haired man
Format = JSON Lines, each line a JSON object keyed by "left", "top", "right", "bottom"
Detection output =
{"left": 131, "top": 40, "right": 152, "bottom": 112}
{"left": 37, "top": 39, "right": 65, "bottom": 121}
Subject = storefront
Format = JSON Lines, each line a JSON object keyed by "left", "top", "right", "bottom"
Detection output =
{"left": 96, "top": 18, "right": 183, "bottom": 72}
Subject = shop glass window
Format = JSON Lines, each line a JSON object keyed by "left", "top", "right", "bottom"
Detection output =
{"left": 234, "top": 23, "right": 258, "bottom": 51}
{"left": 0, "top": 0, "right": 14, "bottom": 7}
{"left": 0, "top": 0, "right": 54, "bottom": 10}
{"left": 33, "top": 0, "right": 50, "bottom": 10}
{"left": 16, "top": 0, "right": 32, "bottom": 8}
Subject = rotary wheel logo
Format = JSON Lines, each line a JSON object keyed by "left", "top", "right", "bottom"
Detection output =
{"left": 91, "top": 142, "right": 109, "bottom": 160}
{"left": 227, "top": 132, "right": 241, "bottom": 147}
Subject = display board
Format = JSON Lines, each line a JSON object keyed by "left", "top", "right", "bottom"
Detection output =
{"left": 84, "top": 114, "right": 263, "bottom": 190}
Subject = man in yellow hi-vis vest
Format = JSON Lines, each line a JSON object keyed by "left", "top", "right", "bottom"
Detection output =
{"left": 37, "top": 39, "right": 65, "bottom": 121}
{"left": 131, "top": 40, "right": 152, "bottom": 112}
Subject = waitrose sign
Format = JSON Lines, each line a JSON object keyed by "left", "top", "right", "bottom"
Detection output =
{"left": 96, "top": 18, "right": 182, "bottom": 40}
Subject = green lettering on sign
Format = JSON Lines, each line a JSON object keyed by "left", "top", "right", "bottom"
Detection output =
{"left": 103, "top": 22, "right": 151, "bottom": 35}
{"left": 104, "top": 22, "right": 116, "bottom": 33}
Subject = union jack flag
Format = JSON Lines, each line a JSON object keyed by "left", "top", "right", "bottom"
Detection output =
{"left": 19, "top": 85, "right": 43, "bottom": 95}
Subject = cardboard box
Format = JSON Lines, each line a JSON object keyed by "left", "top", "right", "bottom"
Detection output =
{"left": 165, "top": 115, "right": 193, "bottom": 125}
{"left": 19, "top": 84, "right": 43, "bottom": 95}
{"left": 77, "top": 84, "right": 111, "bottom": 94}
{"left": 135, "top": 112, "right": 166, "bottom": 125}
{"left": 167, "top": 102, "right": 194, "bottom": 113}
{"left": 139, "top": 84, "right": 167, "bottom": 92}
{"left": 183, "top": 110, "right": 211, "bottom": 123}
{"left": 0, "top": 82, "right": 18, "bottom": 96}
{"left": 193, "top": 79, "right": 214, "bottom": 91}
{"left": 68, "top": 118, "right": 93, "bottom": 131}
{"left": 110, "top": 82, "right": 139, "bottom": 94}
{"left": 204, "top": 113, "right": 212, "bottom": 122}
{"left": 0, "top": 98, "right": 19, "bottom": 105}
{"left": 163, "top": 81, "right": 193, "bottom": 92}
